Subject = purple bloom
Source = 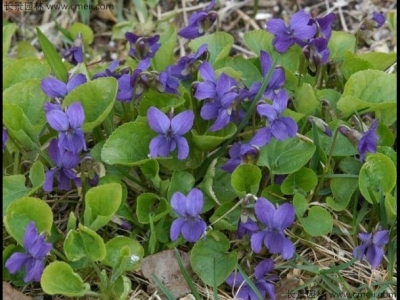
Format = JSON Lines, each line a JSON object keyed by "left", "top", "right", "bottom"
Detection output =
{"left": 247, "top": 51, "right": 286, "bottom": 101}
{"left": 237, "top": 218, "right": 259, "bottom": 239}
{"left": 125, "top": 33, "right": 160, "bottom": 60}
{"left": 63, "top": 34, "right": 84, "bottom": 65}
{"left": 116, "top": 58, "right": 151, "bottom": 102}
{"left": 226, "top": 259, "right": 278, "bottom": 300}
{"left": 45, "top": 102, "right": 87, "bottom": 154}
{"left": 43, "top": 139, "right": 81, "bottom": 192}
{"left": 147, "top": 107, "right": 194, "bottom": 160}
{"left": 3, "top": 127, "right": 7, "bottom": 150}
{"left": 251, "top": 198, "right": 295, "bottom": 260}
{"left": 266, "top": 10, "right": 317, "bottom": 53}
{"left": 92, "top": 60, "right": 128, "bottom": 80}
{"left": 358, "top": 119, "right": 378, "bottom": 162}
{"left": 170, "top": 188, "right": 207, "bottom": 243}
{"left": 353, "top": 228, "right": 389, "bottom": 269}
{"left": 5, "top": 221, "right": 52, "bottom": 283}
{"left": 41, "top": 74, "right": 87, "bottom": 98}
{"left": 170, "top": 44, "right": 208, "bottom": 80}
{"left": 372, "top": 12, "right": 386, "bottom": 28}
{"left": 308, "top": 13, "right": 336, "bottom": 40}
{"left": 256, "top": 90, "right": 298, "bottom": 142}
{"left": 178, "top": 0, "right": 217, "bottom": 39}
{"left": 303, "top": 37, "right": 330, "bottom": 70}
{"left": 157, "top": 66, "right": 180, "bottom": 94}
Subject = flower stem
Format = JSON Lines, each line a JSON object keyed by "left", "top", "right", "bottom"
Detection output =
{"left": 51, "top": 248, "right": 68, "bottom": 261}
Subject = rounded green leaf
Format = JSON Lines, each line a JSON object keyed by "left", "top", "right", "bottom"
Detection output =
{"left": 3, "top": 58, "right": 50, "bottom": 90}
{"left": 231, "top": 164, "right": 262, "bottom": 198}
{"left": 327, "top": 178, "right": 359, "bottom": 211}
{"left": 295, "top": 83, "right": 320, "bottom": 115}
{"left": 293, "top": 194, "right": 333, "bottom": 237}
{"left": 384, "top": 193, "right": 396, "bottom": 224}
{"left": 152, "top": 23, "right": 177, "bottom": 71}
{"left": 191, "top": 123, "right": 237, "bottom": 152}
{"left": 327, "top": 31, "right": 356, "bottom": 62}
{"left": 64, "top": 225, "right": 106, "bottom": 262}
{"left": 167, "top": 171, "right": 195, "bottom": 200}
{"left": 281, "top": 167, "right": 318, "bottom": 195}
{"left": 189, "top": 32, "right": 234, "bottom": 64}
{"left": 63, "top": 77, "right": 117, "bottom": 132}
{"left": 41, "top": 261, "right": 90, "bottom": 297}
{"left": 83, "top": 183, "right": 122, "bottom": 231}
{"left": 258, "top": 137, "right": 316, "bottom": 174}
{"left": 138, "top": 90, "right": 186, "bottom": 117}
{"left": 359, "top": 153, "right": 396, "bottom": 204}
{"left": 103, "top": 236, "right": 144, "bottom": 271}
{"left": 69, "top": 22, "right": 94, "bottom": 45}
{"left": 136, "top": 193, "right": 170, "bottom": 224}
{"left": 190, "top": 231, "right": 237, "bottom": 286}
{"left": 4, "top": 197, "right": 53, "bottom": 245}
{"left": 101, "top": 121, "right": 155, "bottom": 166}
{"left": 209, "top": 202, "right": 241, "bottom": 231}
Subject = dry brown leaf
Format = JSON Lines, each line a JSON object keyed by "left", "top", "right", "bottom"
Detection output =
{"left": 140, "top": 249, "right": 192, "bottom": 299}
{"left": 2, "top": 281, "right": 33, "bottom": 300}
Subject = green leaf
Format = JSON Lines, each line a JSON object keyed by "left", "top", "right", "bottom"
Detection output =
{"left": 212, "top": 161, "right": 237, "bottom": 204}
{"left": 2, "top": 104, "right": 22, "bottom": 131}
{"left": 69, "top": 22, "right": 94, "bottom": 45}
{"left": 295, "top": 83, "right": 320, "bottom": 115}
{"left": 384, "top": 193, "right": 396, "bottom": 224}
{"left": 140, "top": 159, "right": 162, "bottom": 190}
{"left": 328, "top": 31, "right": 356, "bottom": 62}
{"left": 41, "top": 261, "right": 90, "bottom": 297}
{"left": 167, "top": 171, "right": 195, "bottom": 200}
{"left": 243, "top": 30, "right": 301, "bottom": 73}
{"left": 258, "top": 137, "right": 316, "bottom": 174}
{"left": 213, "top": 56, "right": 262, "bottom": 88}
{"left": 103, "top": 236, "right": 144, "bottom": 271}
{"left": 357, "top": 52, "right": 397, "bottom": 71}
{"left": 231, "top": 164, "right": 261, "bottom": 198}
{"left": 326, "top": 178, "right": 358, "bottom": 211}
{"left": 3, "top": 23, "right": 17, "bottom": 57}
{"left": 36, "top": 28, "right": 68, "bottom": 82}
{"left": 293, "top": 194, "right": 333, "bottom": 237}
{"left": 152, "top": 23, "right": 177, "bottom": 71}
{"left": 63, "top": 77, "right": 118, "bottom": 132}
{"left": 17, "top": 41, "right": 39, "bottom": 58}
{"left": 261, "top": 184, "right": 286, "bottom": 204}
{"left": 3, "top": 79, "right": 48, "bottom": 131}
{"left": 3, "top": 58, "right": 51, "bottom": 91}
{"left": 189, "top": 32, "right": 234, "bottom": 64}
{"left": 191, "top": 123, "right": 237, "bottom": 152}
{"left": 83, "top": 183, "right": 123, "bottom": 231}
{"left": 281, "top": 167, "right": 318, "bottom": 195}
{"left": 64, "top": 224, "right": 106, "bottom": 262}
{"left": 359, "top": 153, "right": 396, "bottom": 204}
{"left": 190, "top": 231, "right": 237, "bottom": 286}
{"left": 209, "top": 202, "right": 241, "bottom": 231}
{"left": 101, "top": 121, "right": 155, "bottom": 166}
{"left": 29, "top": 160, "right": 45, "bottom": 192}
{"left": 337, "top": 70, "right": 396, "bottom": 125}
{"left": 138, "top": 90, "right": 186, "bottom": 116}
{"left": 136, "top": 193, "right": 170, "bottom": 224}
{"left": 338, "top": 157, "right": 362, "bottom": 174}
{"left": 4, "top": 197, "right": 53, "bottom": 245}
{"left": 112, "top": 275, "right": 132, "bottom": 300}
{"left": 2, "top": 175, "right": 28, "bottom": 215}
{"left": 342, "top": 52, "right": 373, "bottom": 80}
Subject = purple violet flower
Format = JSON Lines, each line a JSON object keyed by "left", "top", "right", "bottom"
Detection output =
{"left": 3, "top": 127, "right": 7, "bottom": 150}
{"left": 5, "top": 221, "right": 52, "bottom": 283}
{"left": 308, "top": 13, "right": 336, "bottom": 40}
{"left": 247, "top": 50, "right": 286, "bottom": 101}
{"left": 170, "top": 44, "right": 208, "bottom": 80}
{"left": 116, "top": 58, "right": 151, "bottom": 102}
{"left": 45, "top": 102, "right": 87, "bottom": 154}
{"left": 353, "top": 228, "right": 389, "bottom": 269}
{"left": 41, "top": 74, "right": 87, "bottom": 99}
{"left": 372, "top": 12, "right": 386, "bottom": 29}
{"left": 266, "top": 10, "right": 317, "bottom": 53}
{"left": 63, "top": 34, "right": 84, "bottom": 65}
{"left": 303, "top": 37, "right": 330, "bottom": 70}
{"left": 125, "top": 33, "right": 160, "bottom": 61}
{"left": 157, "top": 66, "right": 180, "bottom": 94}
{"left": 43, "top": 139, "right": 81, "bottom": 192}
{"left": 251, "top": 198, "right": 295, "bottom": 260}
{"left": 178, "top": 0, "right": 217, "bottom": 39}
{"left": 170, "top": 188, "right": 207, "bottom": 243}
{"left": 307, "top": 116, "right": 332, "bottom": 137}
{"left": 147, "top": 107, "right": 194, "bottom": 160}
{"left": 358, "top": 119, "right": 379, "bottom": 162}
{"left": 92, "top": 60, "right": 128, "bottom": 80}
{"left": 226, "top": 259, "right": 278, "bottom": 300}
{"left": 256, "top": 90, "right": 298, "bottom": 143}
